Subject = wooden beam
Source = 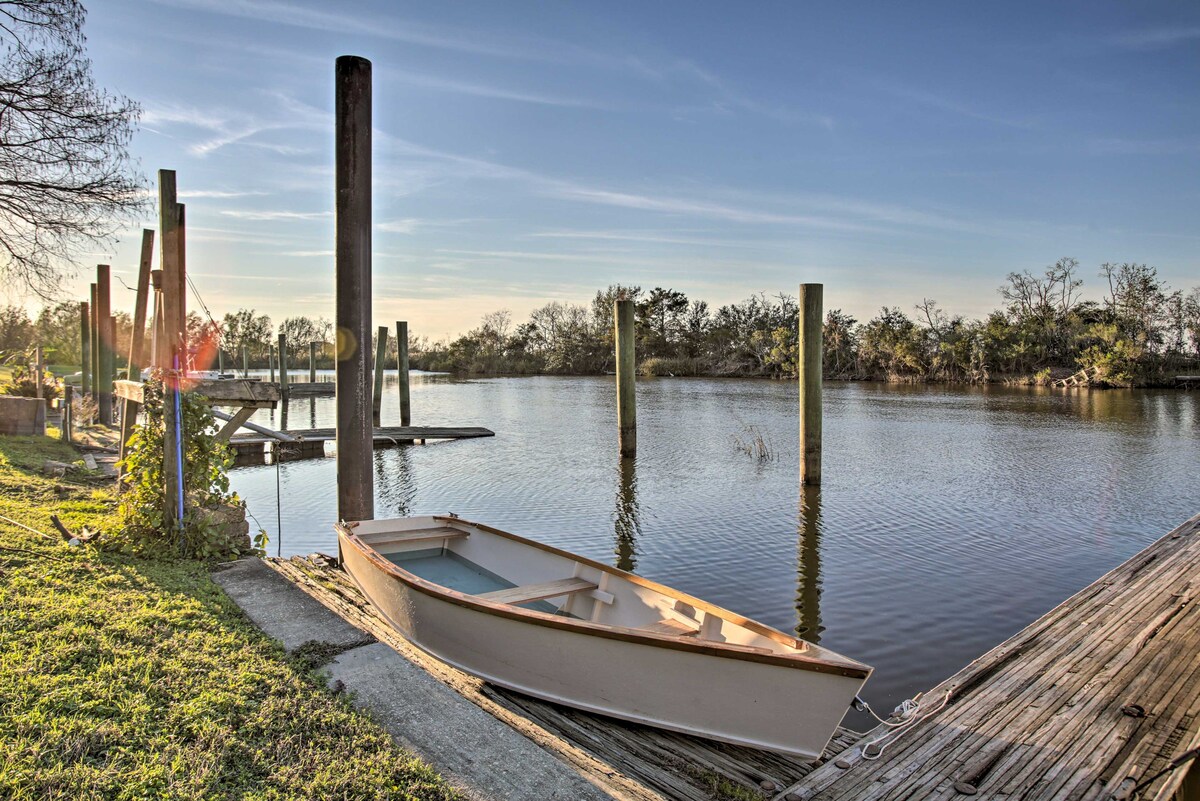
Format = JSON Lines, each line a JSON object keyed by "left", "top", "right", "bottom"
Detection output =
{"left": 214, "top": 406, "right": 256, "bottom": 443}
{"left": 309, "top": 341, "right": 317, "bottom": 383}
{"left": 89, "top": 283, "right": 98, "bottom": 402}
{"left": 277, "top": 333, "right": 288, "bottom": 398}
{"left": 335, "top": 55, "right": 375, "bottom": 524}
{"left": 115, "top": 378, "right": 279, "bottom": 406}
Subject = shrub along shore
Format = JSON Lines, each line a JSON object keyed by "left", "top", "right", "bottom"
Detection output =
{"left": 0, "top": 433, "right": 458, "bottom": 800}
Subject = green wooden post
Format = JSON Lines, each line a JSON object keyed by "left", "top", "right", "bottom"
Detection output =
{"left": 396, "top": 320, "right": 410, "bottom": 426}
{"left": 372, "top": 325, "right": 387, "bottom": 425}
{"left": 615, "top": 299, "right": 636, "bottom": 457}
{"left": 798, "top": 283, "right": 823, "bottom": 486}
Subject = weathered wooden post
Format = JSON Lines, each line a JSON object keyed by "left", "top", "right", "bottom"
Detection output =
{"left": 309, "top": 341, "right": 317, "bottom": 383}
{"left": 96, "top": 264, "right": 113, "bottom": 424}
{"left": 396, "top": 320, "right": 410, "bottom": 426}
{"left": 150, "top": 269, "right": 165, "bottom": 369}
{"left": 335, "top": 54, "right": 374, "bottom": 523}
{"left": 119, "top": 230, "right": 154, "bottom": 479}
{"left": 158, "top": 170, "right": 185, "bottom": 530}
{"left": 62, "top": 385, "right": 73, "bottom": 443}
{"left": 242, "top": 343, "right": 249, "bottom": 377}
{"left": 89, "top": 284, "right": 99, "bottom": 403}
{"left": 34, "top": 345, "right": 43, "bottom": 401}
{"left": 615, "top": 299, "right": 636, "bottom": 458}
{"left": 269, "top": 344, "right": 275, "bottom": 382}
{"left": 217, "top": 347, "right": 225, "bottom": 373}
{"left": 372, "top": 325, "right": 387, "bottom": 425}
{"left": 797, "top": 485, "right": 823, "bottom": 643}
{"left": 80, "top": 302, "right": 91, "bottom": 398}
{"left": 277, "top": 333, "right": 289, "bottom": 397}
{"left": 798, "top": 283, "right": 823, "bottom": 486}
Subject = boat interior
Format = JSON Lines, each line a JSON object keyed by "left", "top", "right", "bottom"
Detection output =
{"left": 342, "top": 516, "right": 862, "bottom": 666}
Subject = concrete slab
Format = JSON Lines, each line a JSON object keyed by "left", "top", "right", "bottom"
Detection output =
{"left": 212, "top": 558, "right": 373, "bottom": 652}
{"left": 328, "top": 644, "right": 614, "bottom": 801}
{"left": 214, "top": 558, "right": 615, "bottom": 801}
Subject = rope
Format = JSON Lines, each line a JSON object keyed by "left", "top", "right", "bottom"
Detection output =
{"left": 855, "top": 689, "right": 952, "bottom": 761}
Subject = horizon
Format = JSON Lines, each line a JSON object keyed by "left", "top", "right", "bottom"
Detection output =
{"left": 9, "top": 1, "right": 1200, "bottom": 339}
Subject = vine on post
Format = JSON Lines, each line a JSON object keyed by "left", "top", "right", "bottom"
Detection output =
{"left": 116, "top": 374, "right": 263, "bottom": 559}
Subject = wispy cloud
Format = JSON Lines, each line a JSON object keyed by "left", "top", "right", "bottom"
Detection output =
{"left": 878, "top": 82, "right": 1036, "bottom": 129}
{"left": 219, "top": 209, "right": 331, "bottom": 221}
{"left": 1106, "top": 26, "right": 1200, "bottom": 50}
{"left": 180, "top": 189, "right": 269, "bottom": 199}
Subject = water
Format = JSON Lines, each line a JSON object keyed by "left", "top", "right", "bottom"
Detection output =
{"left": 229, "top": 372, "right": 1199, "bottom": 714}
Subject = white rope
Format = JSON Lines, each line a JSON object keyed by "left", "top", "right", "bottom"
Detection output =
{"left": 857, "top": 689, "right": 952, "bottom": 761}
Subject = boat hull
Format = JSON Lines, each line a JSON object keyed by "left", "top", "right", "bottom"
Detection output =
{"left": 340, "top": 527, "right": 867, "bottom": 758}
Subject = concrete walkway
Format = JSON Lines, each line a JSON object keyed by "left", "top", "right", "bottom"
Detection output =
{"left": 213, "top": 558, "right": 615, "bottom": 801}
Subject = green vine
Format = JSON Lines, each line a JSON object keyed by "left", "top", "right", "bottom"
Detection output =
{"left": 116, "top": 374, "right": 264, "bottom": 559}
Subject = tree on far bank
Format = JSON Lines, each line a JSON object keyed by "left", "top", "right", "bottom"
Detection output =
{"left": 0, "top": 1, "right": 145, "bottom": 298}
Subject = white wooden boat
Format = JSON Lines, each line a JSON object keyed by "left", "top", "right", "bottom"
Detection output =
{"left": 337, "top": 515, "right": 872, "bottom": 758}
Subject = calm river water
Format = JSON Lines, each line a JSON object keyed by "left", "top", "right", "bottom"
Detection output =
{"left": 229, "top": 372, "right": 1198, "bottom": 716}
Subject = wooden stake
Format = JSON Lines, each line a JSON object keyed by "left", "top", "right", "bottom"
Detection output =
{"left": 372, "top": 325, "right": 387, "bottom": 425}
{"left": 242, "top": 343, "right": 249, "bottom": 377}
{"left": 335, "top": 54, "right": 374, "bottom": 523}
{"left": 396, "top": 320, "right": 410, "bottom": 426}
{"left": 309, "top": 341, "right": 317, "bottom": 383}
{"left": 61, "top": 385, "right": 73, "bottom": 443}
{"left": 96, "top": 264, "right": 113, "bottom": 424}
{"left": 79, "top": 301, "right": 91, "bottom": 398}
{"left": 798, "top": 283, "right": 823, "bottom": 486}
{"left": 149, "top": 269, "right": 165, "bottom": 369}
{"left": 615, "top": 299, "right": 636, "bottom": 458}
{"left": 119, "top": 230, "right": 154, "bottom": 480}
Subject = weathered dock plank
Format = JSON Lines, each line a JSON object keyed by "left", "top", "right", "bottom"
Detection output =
{"left": 775, "top": 513, "right": 1200, "bottom": 801}
{"left": 266, "top": 556, "right": 859, "bottom": 801}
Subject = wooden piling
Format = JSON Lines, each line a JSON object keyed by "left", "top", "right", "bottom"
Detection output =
{"left": 96, "top": 264, "right": 113, "bottom": 424}
{"left": 61, "top": 385, "right": 73, "bottom": 443}
{"left": 89, "top": 283, "right": 99, "bottom": 402}
{"left": 309, "top": 341, "right": 317, "bottom": 383}
{"left": 119, "top": 230, "right": 154, "bottom": 480}
{"left": 150, "top": 269, "right": 165, "bottom": 369}
{"left": 34, "top": 346, "right": 43, "bottom": 400}
{"left": 158, "top": 170, "right": 184, "bottom": 529}
{"left": 218, "top": 347, "right": 224, "bottom": 373}
{"left": 335, "top": 54, "right": 375, "bottom": 523}
{"left": 396, "top": 320, "right": 410, "bottom": 426}
{"left": 80, "top": 302, "right": 91, "bottom": 398}
{"left": 269, "top": 345, "right": 275, "bottom": 383}
{"left": 798, "top": 283, "right": 822, "bottom": 486}
{"left": 242, "top": 343, "right": 249, "bottom": 377}
{"left": 277, "top": 334, "right": 289, "bottom": 397}
{"left": 615, "top": 299, "right": 636, "bottom": 458}
{"left": 372, "top": 325, "right": 387, "bottom": 425}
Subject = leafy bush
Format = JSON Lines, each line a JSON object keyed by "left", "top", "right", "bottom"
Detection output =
{"left": 116, "top": 374, "right": 255, "bottom": 559}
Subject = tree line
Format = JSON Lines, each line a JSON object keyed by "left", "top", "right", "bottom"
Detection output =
{"left": 412, "top": 259, "right": 1200, "bottom": 387}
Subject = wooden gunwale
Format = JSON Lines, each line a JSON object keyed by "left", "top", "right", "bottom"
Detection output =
{"left": 338, "top": 518, "right": 871, "bottom": 679}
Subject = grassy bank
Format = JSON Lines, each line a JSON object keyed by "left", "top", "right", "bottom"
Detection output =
{"left": 0, "top": 434, "right": 458, "bottom": 800}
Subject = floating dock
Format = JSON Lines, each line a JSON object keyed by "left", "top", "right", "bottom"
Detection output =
{"left": 230, "top": 426, "right": 494, "bottom": 460}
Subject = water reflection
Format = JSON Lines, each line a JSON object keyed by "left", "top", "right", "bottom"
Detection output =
{"left": 376, "top": 446, "right": 415, "bottom": 518}
{"left": 613, "top": 456, "right": 640, "bottom": 572}
{"left": 796, "top": 484, "right": 823, "bottom": 644}
{"left": 309, "top": 397, "right": 317, "bottom": 429}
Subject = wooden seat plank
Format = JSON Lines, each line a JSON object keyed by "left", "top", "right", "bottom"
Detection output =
{"left": 363, "top": 527, "right": 468, "bottom": 547}
{"left": 479, "top": 577, "right": 598, "bottom": 605}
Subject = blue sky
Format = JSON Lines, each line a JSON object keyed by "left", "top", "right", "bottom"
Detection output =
{"left": 65, "top": 1, "right": 1200, "bottom": 338}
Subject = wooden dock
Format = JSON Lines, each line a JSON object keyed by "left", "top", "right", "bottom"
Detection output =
{"left": 266, "top": 555, "right": 861, "bottom": 801}
{"left": 1053, "top": 365, "right": 1102, "bottom": 387}
{"left": 774, "top": 512, "right": 1200, "bottom": 801}
{"left": 284, "top": 381, "right": 335, "bottom": 397}
{"left": 230, "top": 425, "right": 494, "bottom": 460}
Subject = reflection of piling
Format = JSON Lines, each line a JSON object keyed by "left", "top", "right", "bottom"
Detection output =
{"left": 396, "top": 320, "right": 410, "bottom": 426}
{"left": 614, "top": 457, "right": 640, "bottom": 572}
{"left": 80, "top": 302, "right": 91, "bottom": 398}
{"left": 372, "top": 325, "right": 387, "bottom": 426}
{"left": 796, "top": 485, "right": 823, "bottom": 644}
{"left": 799, "top": 283, "right": 823, "bottom": 485}
{"left": 334, "top": 54, "right": 374, "bottom": 523}
{"left": 615, "top": 299, "right": 636, "bottom": 457}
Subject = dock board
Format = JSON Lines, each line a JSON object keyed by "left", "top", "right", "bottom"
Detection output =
{"left": 776, "top": 512, "right": 1200, "bottom": 801}
{"left": 230, "top": 426, "right": 494, "bottom": 460}
{"left": 267, "top": 556, "right": 859, "bottom": 801}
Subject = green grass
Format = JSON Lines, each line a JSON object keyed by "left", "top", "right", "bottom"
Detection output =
{"left": 0, "top": 434, "right": 459, "bottom": 801}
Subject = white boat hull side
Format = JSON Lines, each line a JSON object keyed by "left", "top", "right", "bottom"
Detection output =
{"left": 342, "top": 538, "right": 865, "bottom": 758}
